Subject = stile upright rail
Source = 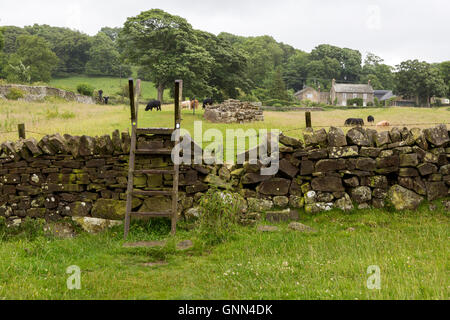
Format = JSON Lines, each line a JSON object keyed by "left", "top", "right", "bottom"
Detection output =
{"left": 124, "top": 79, "right": 182, "bottom": 239}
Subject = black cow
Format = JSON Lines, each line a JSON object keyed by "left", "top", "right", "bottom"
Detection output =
{"left": 203, "top": 98, "right": 213, "bottom": 109}
{"left": 367, "top": 115, "right": 375, "bottom": 123}
{"left": 345, "top": 118, "right": 365, "bottom": 126}
{"left": 145, "top": 100, "right": 162, "bottom": 111}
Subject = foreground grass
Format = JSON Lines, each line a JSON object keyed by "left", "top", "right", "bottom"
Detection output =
{"left": 0, "top": 202, "right": 448, "bottom": 300}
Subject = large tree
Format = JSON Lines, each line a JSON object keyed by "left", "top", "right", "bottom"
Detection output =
{"left": 306, "top": 56, "right": 341, "bottom": 90}
{"left": 24, "top": 24, "right": 91, "bottom": 76}
{"left": 361, "top": 53, "right": 395, "bottom": 90}
{"left": 282, "top": 51, "right": 310, "bottom": 91}
{"left": 85, "top": 32, "right": 131, "bottom": 77}
{"left": 234, "top": 35, "right": 286, "bottom": 86}
{"left": 310, "top": 44, "right": 362, "bottom": 82}
{"left": 7, "top": 35, "right": 58, "bottom": 83}
{"left": 439, "top": 61, "right": 450, "bottom": 97}
{"left": 198, "top": 30, "right": 251, "bottom": 101}
{"left": 0, "top": 30, "right": 4, "bottom": 51}
{"left": 395, "top": 60, "right": 447, "bottom": 106}
{"left": 119, "top": 9, "right": 214, "bottom": 102}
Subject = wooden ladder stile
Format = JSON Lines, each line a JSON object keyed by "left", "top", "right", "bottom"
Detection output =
{"left": 124, "top": 79, "right": 183, "bottom": 239}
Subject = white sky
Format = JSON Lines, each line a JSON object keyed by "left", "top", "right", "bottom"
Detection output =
{"left": 0, "top": 0, "right": 449, "bottom": 66}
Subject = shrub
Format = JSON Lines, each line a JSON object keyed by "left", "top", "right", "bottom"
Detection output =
{"left": 374, "top": 97, "right": 380, "bottom": 107}
{"left": 196, "top": 189, "right": 243, "bottom": 245}
{"left": 5, "top": 88, "right": 25, "bottom": 100}
{"left": 263, "top": 99, "right": 291, "bottom": 107}
{"left": 347, "top": 98, "right": 363, "bottom": 107}
{"left": 76, "top": 83, "right": 94, "bottom": 96}
{"left": 367, "top": 102, "right": 374, "bottom": 107}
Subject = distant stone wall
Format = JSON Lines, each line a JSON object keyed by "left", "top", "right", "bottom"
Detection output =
{"left": 204, "top": 99, "right": 264, "bottom": 123}
{"left": 0, "top": 125, "right": 449, "bottom": 228}
{"left": 0, "top": 84, "right": 95, "bottom": 104}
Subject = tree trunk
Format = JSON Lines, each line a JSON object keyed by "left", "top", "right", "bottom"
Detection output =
{"left": 157, "top": 84, "right": 164, "bottom": 103}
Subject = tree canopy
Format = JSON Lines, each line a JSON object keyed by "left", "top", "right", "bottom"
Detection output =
{"left": 119, "top": 9, "right": 215, "bottom": 101}
{"left": 395, "top": 60, "right": 447, "bottom": 106}
{"left": 85, "top": 32, "right": 131, "bottom": 77}
{"left": 6, "top": 35, "right": 58, "bottom": 83}
{"left": 0, "top": 11, "right": 448, "bottom": 106}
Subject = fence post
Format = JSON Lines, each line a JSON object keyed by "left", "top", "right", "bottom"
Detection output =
{"left": 305, "top": 112, "right": 312, "bottom": 128}
{"left": 18, "top": 123, "right": 25, "bottom": 139}
{"left": 174, "top": 80, "right": 183, "bottom": 127}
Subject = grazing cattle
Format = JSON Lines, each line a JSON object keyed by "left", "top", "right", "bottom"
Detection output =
{"left": 181, "top": 100, "right": 191, "bottom": 109}
{"left": 203, "top": 98, "right": 213, "bottom": 109}
{"left": 145, "top": 100, "right": 162, "bottom": 112}
{"left": 344, "top": 118, "right": 365, "bottom": 126}
{"left": 367, "top": 115, "right": 375, "bottom": 123}
{"left": 377, "top": 120, "right": 390, "bottom": 127}
{"left": 103, "top": 96, "right": 109, "bottom": 105}
{"left": 191, "top": 99, "right": 199, "bottom": 110}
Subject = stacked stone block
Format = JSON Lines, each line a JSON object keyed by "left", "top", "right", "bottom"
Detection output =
{"left": 203, "top": 99, "right": 264, "bottom": 123}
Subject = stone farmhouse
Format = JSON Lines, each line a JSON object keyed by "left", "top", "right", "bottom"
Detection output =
{"left": 294, "top": 79, "right": 375, "bottom": 106}
{"left": 330, "top": 79, "right": 374, "bottom": 106}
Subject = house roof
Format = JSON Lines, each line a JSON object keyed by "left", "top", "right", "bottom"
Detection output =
{"left": 374, "top": 90, "right": 396, "bottom": 101}
{"left": 333, "top": 83, "right": 374, "bottom": 94}
{"left": 294, "top": 86, "right": 317, "bottom": 96}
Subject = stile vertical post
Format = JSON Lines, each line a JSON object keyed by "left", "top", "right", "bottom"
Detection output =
{"left": 174, "top": 80, "right": 183, "bottom": 126}
{"left": 124, "top": 79, "right": 139, "bottom": 239}
{"left": 305, "top": 112, "right": 312, "bottom": 128}
{"left": 172, "top": 80, "right": 183, "bottom": 235}
{"left": 18, "top": 124, "right": 25, "bottom": 139}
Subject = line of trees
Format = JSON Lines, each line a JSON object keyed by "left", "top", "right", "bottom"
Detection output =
{"left": 0, "top": 24, "right": 132, "bottom": 83}
{"left": 0, "top": 9, "right": 448, "bottom": 106}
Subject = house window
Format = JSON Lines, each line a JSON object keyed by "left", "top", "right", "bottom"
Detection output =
{"left": 353, "top": 93, "right": 357, "bottom": 98}
{"left": 343, "top": 93, "right": 347, "bottom": 99}
{"left": 307, "top": 94, "right": 313, "bottom": 99}
{"left": 363, "top": 94, "right": 367, "bottom": 100}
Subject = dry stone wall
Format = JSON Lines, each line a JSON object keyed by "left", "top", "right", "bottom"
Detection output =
{"left": 0, "top": 125, "right": 449, "bottom": 227}
{"left": 203, "top": 99, "right": 264, "bottom": 123}
{"left": 0, "top": 84, "right": 95, "bottom": 104}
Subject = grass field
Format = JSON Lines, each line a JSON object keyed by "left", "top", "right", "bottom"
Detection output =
{"left": 49, "top": 76, "right": 169, "bottom": 102}
{"left": 0, "top": 202, "right": 448, "bottom": 300}
{"left": 0, "top": 98, "right": 449, "bottom": 148}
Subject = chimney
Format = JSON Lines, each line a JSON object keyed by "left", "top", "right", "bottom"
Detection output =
{"left": 332, "top": 79, "right": 336, "bottom": 87}
{"left": 368, "top": 79, "right": 371, "bottom": 86}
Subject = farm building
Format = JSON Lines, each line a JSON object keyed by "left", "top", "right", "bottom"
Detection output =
{"left": 294, "top": 86, "right": 329, "bottom": 104}
{"left": 330, "top": 79, "right": 374, "bottom": 106}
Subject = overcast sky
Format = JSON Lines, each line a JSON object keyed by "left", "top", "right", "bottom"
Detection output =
{"left": 0, "top": 0, "right": 448, "bottom": 66}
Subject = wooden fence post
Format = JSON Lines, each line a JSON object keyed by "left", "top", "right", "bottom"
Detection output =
{"left": 18, "top": 123, "right": 25, "bottom": 139}
{"left": 305, "top": 112, "right": 312, "bottom": 128}
{"left": 174, "top": 80, "right": 183, "bottom": 127}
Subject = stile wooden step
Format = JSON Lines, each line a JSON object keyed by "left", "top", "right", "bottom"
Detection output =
{"left": 132, "top": 190, "right": 174, "bottom": 196}
{"left": 137, "top": 128, "right": 174, "bottom": 135}
{"left": 135, "top": 148, "right": 173, "bottom": 155}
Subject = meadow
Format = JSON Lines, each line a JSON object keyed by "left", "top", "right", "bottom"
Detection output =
{"left": 1, "top": 98, "right": 449, "bottom": 146}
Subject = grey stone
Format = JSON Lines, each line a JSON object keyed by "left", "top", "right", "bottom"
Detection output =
{"left": 388, "top": 185, "right": 424, "bottom": 210}
{"left": 288, "top": 222, "right": 317, "bottom": 233}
